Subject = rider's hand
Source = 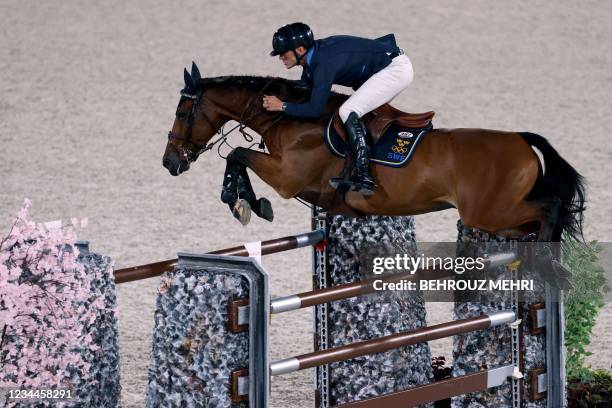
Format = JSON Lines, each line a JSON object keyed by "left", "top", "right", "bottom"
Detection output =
{"left": 263, "top": 95, "right": 284, "bottom": 111}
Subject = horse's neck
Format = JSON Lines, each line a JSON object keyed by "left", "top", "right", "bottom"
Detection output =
{"left": 216, "top": 88, "right": 326, "bottom": 153}
{"left": 217, "top": 89, "right": 270, "bottom": 133}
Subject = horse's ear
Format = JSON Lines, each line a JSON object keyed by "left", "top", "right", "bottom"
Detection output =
{"left": 191, "top": 62, "right": 201, "bottom": 81}
{"left": 184, "top": 68, "right": 196, "bottom": 91}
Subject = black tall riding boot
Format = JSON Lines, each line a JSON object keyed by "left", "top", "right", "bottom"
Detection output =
{"left": 330, "top": 112, "right": 375, "bottom": 195}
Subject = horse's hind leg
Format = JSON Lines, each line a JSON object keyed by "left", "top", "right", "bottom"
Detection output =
{"left": 533, "top": 197, "right": 572, "bottom": 288}
{"left": 460, "top": 198, "right": 546, "bottom": 239}
{"left": 494, "top": 197, "right": 568, "bottom": 286}
{"left": 537, "top": 197, "right": 562, "bottom": 242}
{"left": 465, "top": 198, "right": 567, "bottom": 286}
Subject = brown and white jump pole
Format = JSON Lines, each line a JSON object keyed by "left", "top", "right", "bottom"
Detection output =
{"left": 113, "top": 229, "right": 325, "bottom": 284}
{"left": 270, "top": 311, "right": 516, "bottom": 376}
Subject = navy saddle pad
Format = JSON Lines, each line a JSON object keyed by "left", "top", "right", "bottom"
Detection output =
{"left": 324, "top": 116, "right": 433, "bottom": 168}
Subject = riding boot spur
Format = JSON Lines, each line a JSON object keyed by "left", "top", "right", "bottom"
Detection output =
{"left": 345, "top": 112, "right": 375, "bottom": 195}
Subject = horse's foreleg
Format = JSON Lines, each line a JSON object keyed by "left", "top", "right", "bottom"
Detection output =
{"left": 221, "top": 147, "right": 286, "bottom": 224}
{"left": 221, "top": 156, "right": 241, "bottom": 205}
{"left": 237, "top": 168, "right": 274, "bottom": 222}
{"left": 223, "top": 147, "right": 313, "bottom": 222}
{"left": 232, "top": 147, "right": 303, "bottom": 199}
{"left": 221, "top": 152, "right": 253, "bottom": 225}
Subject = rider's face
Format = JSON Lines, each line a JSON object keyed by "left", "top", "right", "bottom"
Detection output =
{"left": 279, "top": 50, "right": 297, "bottom": 69}
{"left": 279, "top": 46, "right": 307, "bottom": 69}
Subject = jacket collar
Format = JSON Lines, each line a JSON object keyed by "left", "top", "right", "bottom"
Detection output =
{"left": 306, "top": 47, "right": 315, "bottom": 65}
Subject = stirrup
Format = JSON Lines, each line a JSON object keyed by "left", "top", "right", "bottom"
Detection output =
{"left": 329, "top": 177, "right": 375, "bottom": 196}
{"left": 348, "top": 176, "right": 375, "bottom": 196}
{"left": 329, "top": 176, "right": 344, "bottom": 190}
{"left": 329, "top": 176, "right": 351, "bottom": 195}
{"left": 329, "top": 161, "right": 353, "bottom": 194}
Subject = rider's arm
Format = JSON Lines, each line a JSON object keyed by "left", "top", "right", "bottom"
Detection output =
{"left": 284, "top": 63, "right": 335, "bottom": 118}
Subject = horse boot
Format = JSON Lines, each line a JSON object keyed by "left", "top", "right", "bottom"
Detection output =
{"left": 331, "top": 112, "right": 375, "bottom": 196}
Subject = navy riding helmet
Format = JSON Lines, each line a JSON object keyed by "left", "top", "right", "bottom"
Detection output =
{"left": 270, "top": 23, "right": 314, "bottom": 57}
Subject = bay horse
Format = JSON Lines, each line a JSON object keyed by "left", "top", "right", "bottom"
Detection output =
{"left": 163, "top": 64, "right": 585, "bottom": 242}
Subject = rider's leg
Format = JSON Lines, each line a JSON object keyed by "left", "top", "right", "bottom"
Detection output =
{"left": 343, "top": 112, "right": 375, "bottom": 195}
{"left": 335, "top": 54, "right": 414, "bottom": 195}
{"left": 339, "top": 55, "right": 414, "bottom": 121}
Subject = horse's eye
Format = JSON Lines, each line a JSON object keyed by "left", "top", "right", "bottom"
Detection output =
{"left": 176, "top": 112, "right": 187, "bottom": 119}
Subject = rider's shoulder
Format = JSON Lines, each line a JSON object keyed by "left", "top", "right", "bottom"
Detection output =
{"left": 316, "top": 35, "right": 367, "bottom": 46}
{"left": 316, "top": 34, "right": 396, "bottom": 52}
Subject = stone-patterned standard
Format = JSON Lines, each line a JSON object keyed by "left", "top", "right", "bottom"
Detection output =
{"left": 146, "top": 265, "right": 250, "bottom": 408}
{"left": 74, "top": 243, "right": 122, "bottom": 408}
{"left": 322, "top": 215, "right": 433, "bottom": 406}
{"left": 452, "top": 223, "right": 548, "bottom": 408}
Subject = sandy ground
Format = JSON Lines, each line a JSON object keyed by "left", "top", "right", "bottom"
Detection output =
{"left": 1, "top": 1, "right": 611, "bottom": 407}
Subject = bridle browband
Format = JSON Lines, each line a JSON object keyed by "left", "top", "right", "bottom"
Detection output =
{"left": 167, "top": 79, "right": 284, "bottom": 162}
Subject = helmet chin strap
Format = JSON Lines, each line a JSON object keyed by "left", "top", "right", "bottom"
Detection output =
{"left": 292, "top": 49, "right": 305, "bottom": 66}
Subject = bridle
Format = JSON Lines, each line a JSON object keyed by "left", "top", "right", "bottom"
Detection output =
{"left": 166, "top": 79, "right": 284, "bottom": 163}
{"left": 166, "top": 89, "right": 216, "bottom": 162}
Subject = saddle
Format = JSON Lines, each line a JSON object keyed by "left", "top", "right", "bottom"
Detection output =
{"left": 332, "top": 104, "right": 435, "bottom": 144}
{"left": 325, "top": 105, "right": 434, "bottom": 168}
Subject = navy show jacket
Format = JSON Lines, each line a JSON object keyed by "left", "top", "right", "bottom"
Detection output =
{"left": 284, "top": 34, "right": 399, "bottom": 118}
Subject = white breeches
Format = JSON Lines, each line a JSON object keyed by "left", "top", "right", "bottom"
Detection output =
{"left": 339, "top": 54, "right": 414, "bottom": 123}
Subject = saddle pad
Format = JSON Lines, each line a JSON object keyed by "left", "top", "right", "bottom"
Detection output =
{"left": 325, "top": 115, "right": 432, "bottom": 168}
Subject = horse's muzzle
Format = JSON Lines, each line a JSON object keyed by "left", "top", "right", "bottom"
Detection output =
{"left": 163, "top": 155, "right": 189, "bottom": 176}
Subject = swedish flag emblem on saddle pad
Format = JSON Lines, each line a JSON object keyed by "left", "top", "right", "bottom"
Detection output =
{"left": 324, "top": 111, "right": 434, "bottom": 168}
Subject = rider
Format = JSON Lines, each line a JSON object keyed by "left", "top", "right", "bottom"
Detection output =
{"left": 262, "top": 22, "right": 414, "bottom": 196}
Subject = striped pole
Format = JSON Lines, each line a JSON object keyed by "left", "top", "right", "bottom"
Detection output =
{"left": 270, "top": 269, "right": 448, "bottom": 314}
{"left": 333, "top": 365, "right": 516, "bottom": 407}
{"left": 270, "top": 252, "right": 517, "bottom": 313}
{"left": 113, "top": 230, "right": 325, "bottom": 284}
{"left": 229, "top": 252, "right": 519, "bottom": 330}
{"left": 270, "top": 311, "right": 515, "bottom": 376}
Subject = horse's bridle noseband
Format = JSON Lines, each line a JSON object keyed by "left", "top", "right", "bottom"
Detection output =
{"left": 167, "top": 79, "right": 282, "bottom": 163}
{"left": 167, "top": 89, "right": 215, "bottom": 162}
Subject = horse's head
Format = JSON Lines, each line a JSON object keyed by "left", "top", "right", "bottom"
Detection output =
{"left": 162, "top": 62, "right": 223, "bottom": 176}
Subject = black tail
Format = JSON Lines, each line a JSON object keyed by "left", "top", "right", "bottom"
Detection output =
{"left": 520, "top": 132, "right": 586, "bottom": 241}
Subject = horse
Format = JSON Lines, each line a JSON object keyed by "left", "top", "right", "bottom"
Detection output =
{"left": 163, "top": 63, "right": 585, "bottom": 243}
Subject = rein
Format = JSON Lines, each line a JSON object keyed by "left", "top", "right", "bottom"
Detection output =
{"left": 168, "top": 79, "right": 284, "bottom": 161}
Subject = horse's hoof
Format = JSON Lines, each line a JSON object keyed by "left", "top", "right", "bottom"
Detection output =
{"left": 232, "top": 199, "right": 251, "bottom": 226}
{"left": 257, "top": 198, "right": 274, "bottom": 222}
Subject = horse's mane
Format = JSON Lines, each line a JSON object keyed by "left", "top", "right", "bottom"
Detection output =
{"left": 196, "top": 75, "right": 348, "bottom": 106}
